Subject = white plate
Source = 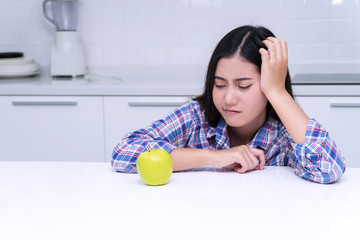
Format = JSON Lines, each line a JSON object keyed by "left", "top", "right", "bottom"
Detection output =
{"left": 0, "top": 61, "right": 40, "bottom": 77}
{"left": 0, "top": 58, "right": 35, "bottom": 66}
{"left": 0, "top": 70, "right": 40, "bottom": 78}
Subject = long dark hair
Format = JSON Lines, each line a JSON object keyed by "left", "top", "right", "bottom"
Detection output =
{"left": 194, "top": 25, "right": 293, "bottom": 127}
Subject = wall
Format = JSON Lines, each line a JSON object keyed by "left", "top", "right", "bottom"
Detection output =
{"left": 0, "top": 0, "right": 359, "bottom": 75}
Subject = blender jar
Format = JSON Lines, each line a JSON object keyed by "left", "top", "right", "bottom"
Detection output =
{"left": 43, "top": 0, "right": 79, "bottom": 31}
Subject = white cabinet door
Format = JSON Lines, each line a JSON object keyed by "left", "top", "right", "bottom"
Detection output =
{"left": 296, "top": 96, "right": 360, "bottom": 167}
{"left": 104, "top": 96, "right": 191, "bottom": 162}
{"left": 0, "top": 96, "right": 105, "bottom": 162}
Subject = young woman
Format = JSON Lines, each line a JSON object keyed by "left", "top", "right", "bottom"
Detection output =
{"left": 112, "top": 25, "right": 346, "bottom": 184}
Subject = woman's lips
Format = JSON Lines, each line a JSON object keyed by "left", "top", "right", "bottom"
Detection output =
{"left": 224, "top": 109, "right": 241, "bottom": 114}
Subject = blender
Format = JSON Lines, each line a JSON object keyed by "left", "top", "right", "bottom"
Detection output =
{"left": 43, "top": 0, "right": 86, "bottom": 78}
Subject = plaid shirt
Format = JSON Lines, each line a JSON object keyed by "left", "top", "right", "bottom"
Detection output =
{"left": 112, "top": 100, "right": 346, "bottom": 184}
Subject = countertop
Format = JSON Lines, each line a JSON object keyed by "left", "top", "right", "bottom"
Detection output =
{"left": 1, "top": 66, "right": 360, "bottom": 96}
{"left": 0, "top": 161, "right": 359, "bottom": 240}
{"left": 0, "top": 66, "right": 204, "bottom": 96}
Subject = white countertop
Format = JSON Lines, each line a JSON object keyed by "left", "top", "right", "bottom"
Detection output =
{"left": 0, "top": 161, "right": 359, "bottom": 240}
{"left": 1, "top": 66, "right": 359, "bottom": 96}
{"left": 0, "top": 66, "right": 204, "bottom": 96}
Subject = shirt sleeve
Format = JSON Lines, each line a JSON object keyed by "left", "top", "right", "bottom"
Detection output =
{"left": 288, "top": 118, "right": 346, "bottom": 184}
{"left": 111, "top": 102, "right": 196, "bottom": 173}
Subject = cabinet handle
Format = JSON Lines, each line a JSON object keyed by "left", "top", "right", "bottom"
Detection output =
{"left": 128, "top": 101, "right": 186, "bottom": 107}
{"left": 12, "top": 101, "right": 78, "bottom": 106}
{"left": 330, "top": 102, "right": 360, "bottom": 108}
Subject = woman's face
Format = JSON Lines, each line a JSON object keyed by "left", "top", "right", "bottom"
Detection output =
{"left": 212, "top": 54, "right": 268, "bottom": 129}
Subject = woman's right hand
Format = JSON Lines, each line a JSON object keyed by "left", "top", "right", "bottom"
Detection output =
{"left": 213, "top": 145, "right": 265, "bottom": 173}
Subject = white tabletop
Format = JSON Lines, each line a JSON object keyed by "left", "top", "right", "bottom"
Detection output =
{"left": 0, "top": 161, "right": 359, "bottom": 240}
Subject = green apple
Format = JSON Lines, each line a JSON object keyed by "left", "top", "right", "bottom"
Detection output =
{"left": 136, "top": 149, "right": 173, "bottom": 186}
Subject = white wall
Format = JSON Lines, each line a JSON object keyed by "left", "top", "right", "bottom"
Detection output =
{"left": 0, "top": 0, "right": 359, "bottom": 74}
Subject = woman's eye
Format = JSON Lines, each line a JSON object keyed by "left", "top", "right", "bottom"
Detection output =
{"left": 239, "top": 84, "right": 252, "bottom": 89}
{"left": 215, "top": 84, "right": 225, "bottom": 88}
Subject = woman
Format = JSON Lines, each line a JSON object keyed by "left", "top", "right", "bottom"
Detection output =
{"left": 112, "top": 25, "right": 346, "bottom": 184}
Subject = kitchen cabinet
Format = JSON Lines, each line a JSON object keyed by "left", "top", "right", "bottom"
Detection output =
{"left": 295, "top": 96, "right": 360, "bottom": 167}
{"left": 103, "top": 96, "right": 192, "bottom": 161}
{"left": 1, "top": 71, "right": 359, "bottom": 167}
{"left": 0, "top": 96, "right": 105, "bottom": 162}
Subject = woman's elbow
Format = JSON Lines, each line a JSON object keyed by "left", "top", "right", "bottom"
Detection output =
{"left": 310, "top": 159, "right": 346, "bottom": 184}
{"left": 111, "top": 148, "right": 138, "bottom": 173}
{"left": 111, "top": 158, "right": 137, "bottom": 173}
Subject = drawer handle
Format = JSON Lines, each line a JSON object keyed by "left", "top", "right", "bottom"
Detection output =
{"left": 330, "top": 102, "right": 360, "bottom": 108}
{"left": 12, "top": 101, "right": 78, "bottom": 106}
{"left": 128, "top": 101, "right": 186, "bottom": 107}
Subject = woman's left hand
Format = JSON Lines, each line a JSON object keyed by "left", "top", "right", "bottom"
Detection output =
{"left": 259, "top": 37, "right": 288, "bottom": 98}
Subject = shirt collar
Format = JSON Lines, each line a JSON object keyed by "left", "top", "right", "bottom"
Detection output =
{"left": 206, "top": 117, "right": 230, "bottom": 149}
{"left": 247, "top": 117, "right": 275, "bottom": 151}
{"left": 206, "top": 116, "right": 276, "bottom": 151}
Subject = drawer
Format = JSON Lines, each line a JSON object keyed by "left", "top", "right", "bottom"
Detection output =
{"left": 0, "top": 96, "right": 105, "bottom": 162}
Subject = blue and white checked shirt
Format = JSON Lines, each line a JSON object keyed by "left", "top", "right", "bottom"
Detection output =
{"left": 112, "top": 100, "right": 346, "bottom": 184}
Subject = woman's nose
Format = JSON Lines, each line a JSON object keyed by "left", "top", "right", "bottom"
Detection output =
{"left": 224, "top": 88, "right": 237, "bottom": 105}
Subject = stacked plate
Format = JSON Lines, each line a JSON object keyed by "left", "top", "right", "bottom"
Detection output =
{"left": 0, "top": 52, "right": 40, "bottom": 78}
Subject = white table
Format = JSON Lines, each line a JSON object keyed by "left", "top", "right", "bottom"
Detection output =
{"left": 0, "top": 162, "right": 359, "bottom": 240}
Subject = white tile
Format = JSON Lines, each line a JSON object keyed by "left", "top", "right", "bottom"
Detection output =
{"left": 103, "top": 45, "right": 126, "bottom": 66}
{"left": 0, "top": 1, "right": 17, "bottom": 23}
{"left": 122, "top": 0, "right": 146, "bottom": 22}
{"left": 302, "top": 20, "right": 330, "bottom": 44}
{"left": 302, "top": 43, "right": 331, "bottom": 63}
{"left": 103, "top": 0, "right": 124, "bottom": 23}
{"left": 189, "top": 23, "right": 214, "bottom": 44}
{"left": 189, "top": 0, "right": 213, "bottom": 22}
{"left": 328, "top": 20, "right": 359, "bottom": 43}
{"left": 328, "top": 0, "right": 360, "bottom": 19}
{"left": 18, "top": 0, "right": 44, "bottom": 24}
{"left": 189, "top": 44, "right": 213, "bottom": 64}
{"left": 0, "top": 45, "right": 19, "bottom": 53}
{"left": 78, "top": 0, "right": 103, "bottom": 25}
{"left": 235, "top": 0, "right": 262, "bottom": 21}
{"left": 166, "top": 0, "right": 191, "bottom": 23}
{"left": 1, "top": 0, "right": 360, "bottom": 68}
{"left": 17, "top": 24, "right": 52, "bottom": 45}
{"left": 302, "top": 0, "right": 330, "bottom": 20}
{"left": 280, "top": 0, "right": 307, "bottom": 20}
{"left": 124, "top": 45, "right": 147, "bottom": 65}
{"left": 17, "top": 44, "right": 51, "bottom": 66}
{"left": 287, "top": 44, "right": 306, "bottom": 64}
{"left": 102, "top": 23, "right": 125, "bottom": 45}
{"left": 0, "top": 24, "right": 18, "bottom": 45}
{"left": 146, "top": 45, "right": 168, "bottom": 65}
{"left": 124, "top": 23, "right": 146, "bottom": 45}
{"left": 83, "top": 44, "right": 104, "bottom": 66}
{"left": 168, "top": 44, "right": 190, "bottom": 64}
{"left": 207, "top": 22, "right": 239, "bottom": 46}
{"left": 190, "top": 0, "right": 212, "bottom": 7}
{"left": 212, "top": 0, "right": 240, "bottom": 23}
{"left": 254, "top": 0, "right": 285, "bottom": 21}
{"left": 144, "top": 0, "right": 167, "bottom": 23}
{"left": 166, "top": 22, "right": 191, "bottom": 45}
{"left": 330, "top": 43, "right": 360, "bottom": 62}
{"left": 80, "top": 24, "right": 105, "bottom": 45}
{"left": 146, "top": 24, "right": 168, "bottom": 45}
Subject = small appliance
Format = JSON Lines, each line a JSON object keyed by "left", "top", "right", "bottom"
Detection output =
{"left": 42, "top": 0, "right": 86, "bottom": 78}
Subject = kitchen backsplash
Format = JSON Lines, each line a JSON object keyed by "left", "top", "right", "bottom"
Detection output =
{"left": 0, "top": 0, "right": 359, "bottom": 72}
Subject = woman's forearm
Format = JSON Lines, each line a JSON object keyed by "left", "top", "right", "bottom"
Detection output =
{"left": 170, "top": 146, "right": 265, "bottom": 172}
{"left": 170, "top": 148, "right": 214, "bottom": 171}
{"left": 259, "top": 37, "right": 310, "bottom": 145}
{"left": 266, "top": 89, "right": 310, "bottom": 144}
